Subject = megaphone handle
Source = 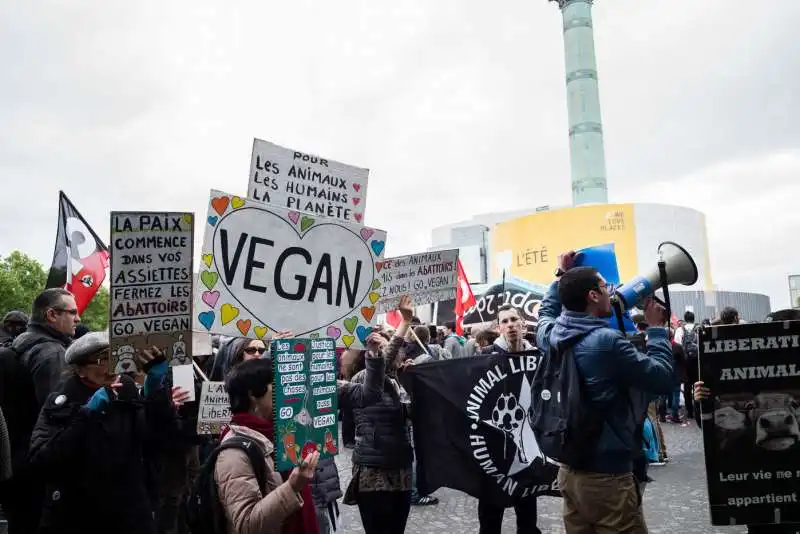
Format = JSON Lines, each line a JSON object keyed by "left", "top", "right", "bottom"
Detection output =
{"left": 657, "top": 261, "right": 672, "bottom": 327}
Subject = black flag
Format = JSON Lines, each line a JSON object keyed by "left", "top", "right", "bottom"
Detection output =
{"left": 45, "top": 191, "right": 109, "bottom": 314}
{"left": 401, "top": 352, "right": 560, "bottom": 508}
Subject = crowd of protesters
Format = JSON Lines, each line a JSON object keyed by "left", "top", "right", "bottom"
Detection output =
{"left": 0, "top": 262, "right": 790, "bottom": 534}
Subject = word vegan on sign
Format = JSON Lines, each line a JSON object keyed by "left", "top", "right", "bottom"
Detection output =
{"left": 194, "top": 190, "right": 386, "bottom": 349}
{"left": 109, "top": 212, "right": 194, "bottom": 373}
{"left": 272, "top": 337, "right": 339, "bottom": 471}
{"left": 699, "top": 321, "right": 800, "bottom": 527}
{"left": 375, "top": 250, "right": 459, "bottom": 313}
{"left": 248, "top": 138, "right": 369, "bottom": 225}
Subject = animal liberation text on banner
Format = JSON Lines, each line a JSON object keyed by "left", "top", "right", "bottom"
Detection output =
{"left": 109, "top": 212, "right": 194, "bottom": 373}
{"left": 375, "top": 250, "right": 459, "bottom": 313}
{"left": 248, "top": 138, "right": 369, "bottom": 225}
{"left": 272, "top": 337, "right": 339, "bottom": 471}
{"left": 197, "top": 382, "right": 231, "bottom": 435}
{"left": 698, "top": 321, "right": 800, "bottom": 527}
{"left": 194, "top": 190, "right": 386, "bottom": 349}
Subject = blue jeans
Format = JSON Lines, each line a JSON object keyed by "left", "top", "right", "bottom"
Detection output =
{"left": 667, "top": 388, "right": 681, "bottom": 419}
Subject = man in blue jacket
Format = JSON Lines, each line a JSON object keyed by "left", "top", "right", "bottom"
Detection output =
{"left": 536, "top": 251, "right": 676, "bottom": 533}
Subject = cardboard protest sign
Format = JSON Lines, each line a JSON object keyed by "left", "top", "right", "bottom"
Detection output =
{"left": 699, "top": 321, "right": 800, "bottom": 526}
{"left": 194, "top": 190, "right": 386, "bottom": 349}
{"left": 109, "top": 212, "right": 194, "bottom": 373}
{"left": 197, "top": 382, "right": 231, "bottom": 435}
{"left": 248, "top": 138, "right": 369, "bottom": 225}
{"left": 272, "top": 337, "right": 339, "bottom": 471}
{"left": 375, "top": 250, "right": 459, "bottom": 313}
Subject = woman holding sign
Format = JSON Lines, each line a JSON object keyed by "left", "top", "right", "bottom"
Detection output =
{"left": 27, "top": 331, "right": 191, "bottom": 534}
{"left": 340, "top": 295, "right": 416, "bottom": 534}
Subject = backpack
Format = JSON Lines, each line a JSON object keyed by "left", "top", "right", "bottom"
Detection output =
{"left": 642, "top": 417, "right": 660, "bottom": 463}
{"left": 184, "top": 435, "right": 269, "bottom": 534}
{"left": 0, "top": 343, "right": 40, "bottom": 437}
{"left": 530, "top": 338, "right": 606, "bottom": 468}
{"left": 681, "top": 326, "right": 698, "bottom": 361}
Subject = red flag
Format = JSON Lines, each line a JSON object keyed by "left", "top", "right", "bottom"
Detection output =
{"left": 45, "top": 191, "right": 109, "bottom": 314}
{"left": 454, "top": 260, "right": 476, "bottom": 335}
{"left": 385, "top": 310, "right": 403, "bottom": 329}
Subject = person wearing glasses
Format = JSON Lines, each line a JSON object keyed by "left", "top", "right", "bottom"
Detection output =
{"left": 4, "top": 288, "right": 80, "bottom": 533}
{"left": 27, "top": 331, "right": 191, "bottom": 534}
{"left": 536, "top": 251, "right": 676, "bottom": 533}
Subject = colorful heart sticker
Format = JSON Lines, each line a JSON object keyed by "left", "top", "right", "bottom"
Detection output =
{"left": 300, "top": 216, "right": 314, "bottom": 232}
{"left": 231, "top": 196, "right": 245, "bottom": 209}
{"left": 353, "top": 183, "right": 361, "bottom": 192}
{"left": 343, "top": 316, "right": 358, "bottom": 334}
{"left": 371, "top": 279, "right": 381, "bottom": 290}
{"left": 201, "top": 290, "right": 220, "bottom": 308}
{"left": 356, "top": 325, "right": 373, "bottom": 345}
{"left": 201, "top": 271, "right": 218, "bottom": 290}
{"left": 354, "top": 213, "right": 363, "bottom": 223}
{"left": 353, "top": 198, "right": 361, "bottom": 206}
{"left": 182, "top": 213, "right": 193, "bottom": 224}
{"left": 376, "top": 263, "right": 383, "bottom": 273}
{"left": 360, "top": 306, "right": 376, "bottom": 323}
{"left": 368, "top": 292, "right": 380, "bottom": 304}
{"left": 342, "top": 335, "right": 355, "bottom": 348}
{"left": 288, "top": 211, "right": 300, "bottom": 225}
{"left": 207, "top": 216, "right": 218, "bottom": 226}
{"left": 254, "top": 326, "right": 269, "bottom": 339}
{"left": 360, "top": 228, "right": 374, "bottom": 241}
{"left": 211, "top": 196, "right": 230, "bottom": 216}
{"left": 236, "top": 319, "right": 251, "bottom": 336}
{"left": 293, "top": 342, "right": 306, "bottom": 352}
{"left": 198, "top": 311, "right": 215, "bottom": 330}
{"left": 370, "top": 240, "right": 385, "bottom": 256}
{"left": 326, "top": 325, "right": 342, "bottom": 339}
{"left": 221, "top": 303, "right": 240, "bottom": 325}
{"left": 202, "top": 254, "right": 213, "bottom": 268}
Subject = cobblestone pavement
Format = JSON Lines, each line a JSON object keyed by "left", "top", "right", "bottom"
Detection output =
{"left": 332, "top": 422, "right": 747, "bottom": 533}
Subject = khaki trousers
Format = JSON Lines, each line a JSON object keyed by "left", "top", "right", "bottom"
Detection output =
{"left": 558, "top": 466, "right": 648, "bottom": 534}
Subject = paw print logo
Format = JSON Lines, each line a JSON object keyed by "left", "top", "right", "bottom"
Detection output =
{"left": 491, "top": 393, "right": 525, "bottom": 433}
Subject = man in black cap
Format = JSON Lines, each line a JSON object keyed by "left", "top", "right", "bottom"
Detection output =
{"left": 0, "top": 311, "right": 29, "bottom": 347}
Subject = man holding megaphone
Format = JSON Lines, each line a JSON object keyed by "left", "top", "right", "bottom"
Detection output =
{"left": 535, "top": 250, "right": 679, "bottom": 534}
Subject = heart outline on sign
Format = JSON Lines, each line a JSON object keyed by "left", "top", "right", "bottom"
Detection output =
{"left": 356, "top": 325, "right": 373, "bottom": 345}
{"left": 360, "top": 228, "right": 374, "bottom": 241}
{"left": 201, "top": 271, "right": 218, "bottom": 290}
{"left": 198, "top": 311, "right": 215, "bottom": 330}
{"left": 221, "top": 303, "right": 240, "bottom": 325}
{"left": 208, "top": 216, "right": 218, "bottom": 226}
{"left": 353, "top": 183, "right": 361, "bottom": 192}
{"left": 231, "top": 197, "right": 246, "bottom": 209}
{"left": 202, "top": 254, "right": 213, "bottom": 268}
{"left": 201, "top": 290, "right": 220, "bottom": 308}
{"left": 368, "top": 292, "right": 379, "bottom": 304}
{"left": 288, "top": 211, "right": 300, "bottom": 225}
{"left": 371, "top": 279, "right": 381, "bottom": 290}
{"left": 211, "top": 196, "right": 230, "bottom": 215}
{"left": 343, "top": 316, "right": 358, "bottom": 334}
{"left": 326, "top": 325, "right": 342, "bottom": 339}
{"left": 342, "top": 335, "right": 355, "bottom": 348}
{"left": 300, "top": 216, "right": 314, "bottom": 232}
{"left": 354, "top": 213, "right": 363, "bottom": 223}
{"left": 360, "top": 306, "right": 376, "bottom": 322}
{"left": 353, "top": 198, "right": 361, "bottom": 206}
{"left": 254, "top": 326, "right": 269, "bottom": 339}
{"left": 236, "top": 319, "right": 251, "bottom": 335}
{"left": 370, "top": 241, "right": 385, "bottom": 256}
{"left": 209, "top": 204, "right": 381, "bottom": 340}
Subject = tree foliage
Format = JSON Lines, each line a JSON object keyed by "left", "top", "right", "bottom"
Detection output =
{"left": 0, "top": 251, "right": 109, "bottom": 331}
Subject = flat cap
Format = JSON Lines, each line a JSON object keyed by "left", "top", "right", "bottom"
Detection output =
{"left": 65, "top": 331, "right": 109, "bottom": 365}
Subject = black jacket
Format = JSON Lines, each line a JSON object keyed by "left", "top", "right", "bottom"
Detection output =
{"left": 343, "top": 351, "right": 413, "bottom": 470}
{"left": 311, "top": 456, "right": 342, "bottom": 508}
{"left": 28, "top": 374, "right": 178, "bottom": 534}
{"left": 7, "top": 323, "right": 71, "bottom": 470}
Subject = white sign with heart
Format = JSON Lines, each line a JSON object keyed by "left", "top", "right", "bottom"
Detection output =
{"left": 194, "top": 190, "right": 387, "bottom": 349}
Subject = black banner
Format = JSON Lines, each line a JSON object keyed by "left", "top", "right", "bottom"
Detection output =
{"left": 463, "top": 279, "right": 545, "bottom": 326}
{"left": 401, "top": 352, "right": 559, "bottom": 508}
{"left": 699, "top": 321, "right": 800, "bottom": 526}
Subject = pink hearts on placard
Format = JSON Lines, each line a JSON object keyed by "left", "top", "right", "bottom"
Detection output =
{"left": 202, "top": 290, "right": 220, "bottom": 308}
{"left": 353, "top": 197, "right": 361, "bottom": 206}
{"left": 326, "top": 325, "right": 342, "bottom": 339}
{"left": 353, "top": 183, "right": 361, "bottom": 192}
{"left": 360, "top": 228, "right": 374, "bottom": 241}
{"left": 354, "top": 213, "right": 363, "bottom": 223}
{"left": 288, "top": 211, "right": 300, "bottom": 225}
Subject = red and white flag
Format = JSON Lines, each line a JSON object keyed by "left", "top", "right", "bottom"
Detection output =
{"left": 454, "top": 260, "right": 476, "bottom": 336}
{"left": 45, "top": 191, "right": 109, "bottom": 314}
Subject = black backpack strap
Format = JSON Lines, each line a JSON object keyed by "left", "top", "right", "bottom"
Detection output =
{"left": 218, "top": 435, "right": 269, "bottom": 496}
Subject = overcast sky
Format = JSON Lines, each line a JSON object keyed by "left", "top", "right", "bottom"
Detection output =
{"left": 1, "top": 0, "right": 798, "bottom": 310}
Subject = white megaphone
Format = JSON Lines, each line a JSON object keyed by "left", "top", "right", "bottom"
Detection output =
{"left": 613, "top": 241, "right": 698, "bottom": 312}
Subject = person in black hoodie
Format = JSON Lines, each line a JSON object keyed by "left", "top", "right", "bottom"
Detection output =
{"left": 0, "top": 311, "right": 29, "bottom": 347}
{"left": 4, "top": 288, "right": 77, "bottom": 534}
{"left": 28, "top": 331, "right": 190, "bottom": 534}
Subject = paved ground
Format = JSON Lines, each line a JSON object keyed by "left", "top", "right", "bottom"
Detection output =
{"left": 333, "top": 422, "right": 747, "bottom": 533}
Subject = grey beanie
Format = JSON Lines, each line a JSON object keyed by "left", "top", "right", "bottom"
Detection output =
{"left": 65, "top": 331, "right": 109, "bottom": 365}
{"left": 2, "top": 311, "right": 29, "bottom": 325}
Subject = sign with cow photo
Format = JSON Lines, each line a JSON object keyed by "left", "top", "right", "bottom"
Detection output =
{"left": 698, "top": 321, "right": 800, "bottom": 527}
